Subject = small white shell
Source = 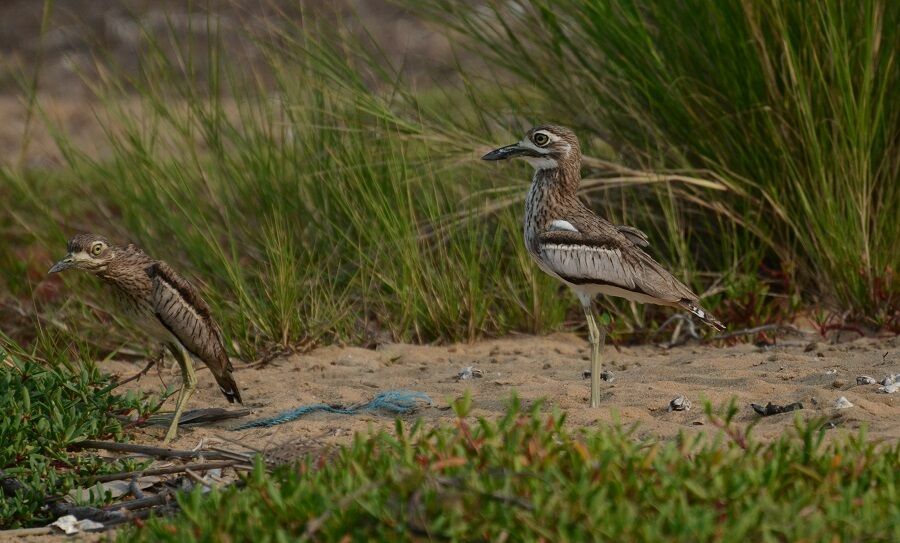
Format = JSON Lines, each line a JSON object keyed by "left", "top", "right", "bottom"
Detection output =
{"left": 833, "top": 396, "right": 853, "bottom": 409}
{"left": 877, "top": 382, "right": 899, "bottom": 394}
{"left": 879, "top": 374, "right": 898, "bottom": 386}
{"left": 455, "top": 366, "right": 484, "bottom": 381}
{"left": 668, "top": 395, "right": 691, "bottom": 412}
{"left": 856, "top": 376, "right": 876, "bottom": 385}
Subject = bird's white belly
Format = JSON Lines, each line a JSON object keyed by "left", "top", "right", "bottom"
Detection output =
{"left": 569, "top": 281, "right": 673, "bottom": 307}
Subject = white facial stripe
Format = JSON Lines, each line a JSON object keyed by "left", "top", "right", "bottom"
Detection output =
{"left": 519, "top": 139, "right": 551, "bottom": 155}
{"left": 523, "top": 156, "right": 558, "bottom": 170}
{"left": 549, "top": 220, "right": 578, "bottom": 232}
{"left": 71, "top": 250, "right": 91, "bottom": 262}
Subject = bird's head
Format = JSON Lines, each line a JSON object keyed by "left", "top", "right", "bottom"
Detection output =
{"left": 49, "top": 234, "right": 116, "bottom": 274}
{"left": 481, "top": 124, "right": 581, "bottom": 171}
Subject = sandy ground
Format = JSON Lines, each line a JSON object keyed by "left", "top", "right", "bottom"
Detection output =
{"left": 4, "top": 332, "right": 898, "bottom": 541}
{"left": 105, "top": 332, "right": 900, "bottom": 456}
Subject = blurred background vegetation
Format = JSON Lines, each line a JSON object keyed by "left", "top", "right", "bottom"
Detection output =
{"left": 1, "top": 0, "right": 897, "bottom": 360}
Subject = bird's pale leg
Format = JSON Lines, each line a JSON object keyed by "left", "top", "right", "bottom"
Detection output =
{"left": 163, "top": 345, "right": 197, "bottom": 444}
{"left": 583, "top": 304, "right": 605, "bottom": 408}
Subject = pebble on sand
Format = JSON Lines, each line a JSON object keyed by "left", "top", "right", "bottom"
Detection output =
{"left": 668, "top": 395, "right": 690, "bottom": 412}
{"left": 833, "top": 396, "right": 853, "bottom": 409}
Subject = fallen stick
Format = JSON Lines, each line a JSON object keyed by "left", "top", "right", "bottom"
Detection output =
{"left": 103, "top": 490, "right": 173, "bottom": 512}
{"left": 91, "top": 459, "right": 243, "bottom": 483}
{"left": 208, "top": 447, "right": 255, "bottom": 462}
{"left": 183, "top": 468, "right": 213, "bottom": 490}
{"left": 47, "top": 502, "right": 127, "bottom": 524}
{"left": 71, "top": 440, "right": 234, "bottom": 460}
{"left": 95, "top": 503, "right": 181, "bottom": 529}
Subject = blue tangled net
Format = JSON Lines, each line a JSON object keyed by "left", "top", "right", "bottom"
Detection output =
{"left": 234, "top": 390, "right": 433, "bottom": 430}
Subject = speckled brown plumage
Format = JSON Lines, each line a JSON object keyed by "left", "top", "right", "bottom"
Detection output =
{"left": 484, "top": 124, "right": 725, "bottom": 408}
{"left": 514, "top": 125, "right": 724, "bottom": 330}
{"left": 51, "top": 234, "right": 242, "bottom": 417}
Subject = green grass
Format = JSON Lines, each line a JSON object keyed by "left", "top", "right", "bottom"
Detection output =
{"left": 411, "top": 0, "right": 899, "bottom": 326}
{"left": 0, "top": 2, "right": 896, "bottom": 537}
{"left": 0, "top": 1, "right": 796, "bottom": 358}
{"left": 0, "top": 335, "right": 155, "bottom": 527}
{"left": 123, "top": 397, "right": 900, "bottom": 542}
{"left": 0, "top": 12, "right": 578, "bottom": 354}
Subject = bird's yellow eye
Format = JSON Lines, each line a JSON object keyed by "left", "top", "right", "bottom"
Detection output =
{"left": 90, "top": 242, "right": 104, "bottom": 256}
{"left": 533, "top": 132, "right": 550, "bottom": 146}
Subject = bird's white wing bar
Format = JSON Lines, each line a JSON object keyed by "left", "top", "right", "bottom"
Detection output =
{"left": 539, "top": 243, "right": 639, "bottom": 290}
{"left": 549, "top": 219, "right": 579, "bottom": 232}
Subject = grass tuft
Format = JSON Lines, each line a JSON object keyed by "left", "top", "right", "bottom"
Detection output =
{"left": 411, "top": 0, "right": 900, "bottom": 326}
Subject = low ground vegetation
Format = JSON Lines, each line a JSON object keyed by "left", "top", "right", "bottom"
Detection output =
{"left": 0, "top": 0, "right": 897, "bottom": 537}
{"left": 124, "top": 398, "right": 900, "bottom": 542}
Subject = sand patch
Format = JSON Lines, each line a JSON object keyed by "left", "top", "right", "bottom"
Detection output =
{"left": 102, "top": 333, "right": 900, "bottom": 459}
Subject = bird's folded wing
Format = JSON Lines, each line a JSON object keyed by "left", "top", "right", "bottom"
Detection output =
{"left": 145, "top": 262, "right": 231, "bottom": 369}
{"left": 615, "top": 225, "right": 649, "bottom": 247}
{"left": 538, "top": 230, "right": 696, "bottom": 303}
{"left": 538, "top": 230, "right": 640, "bottom": 290}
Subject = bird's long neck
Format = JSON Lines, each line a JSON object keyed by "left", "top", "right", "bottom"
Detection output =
{"left": 526, "top": 157, "right": 582, "bottom": 215}
{"left": 524, "top": 161, "right": 582, "bottom": 254}
{"left": 96, "top": 247, "right": 155, "bottom": 297}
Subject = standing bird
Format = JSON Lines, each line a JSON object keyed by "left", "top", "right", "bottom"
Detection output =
{"left": 483, "top": 125, "right": 724, "bottom": 408}
{"left": 49, "top": 234, "right": 242, "bottom": 442}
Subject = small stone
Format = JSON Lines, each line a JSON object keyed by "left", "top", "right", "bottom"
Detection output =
{"left": 455, "top": 366, "right": 483, "bottom": 381}
{"left": 489, "top": 357, "right": 499, "bottom": 364}
{"left": 767, "top": 354, "right": 777, "bottom": 362}
{"left": 542, "top": 362, "right": 551, "bottom": 370}
{"left": 831, "top": 379, "right": 846, "bottom": 388}
{"left": 880, "top": 374, "right": 898, "bottom": 386}
{"left": 833, "top": 396, "right": 853, "bottom": 409}
{"left": 668, "top": 395, "right": 690, "bottom": 412}
{"left": 582, "top": 369, "right": 614, "bottom": 382}
{"left": 856, "top": 376, "right": 876, "bottom": 385}
{"left": 804, "top": 342, "right": 817, "bottom": 353}
{"left": 824, "top": 368, "right": 837, "bottom": 375}
{"left": 877, "top": 382, "right": 899, "bottom": 394}
{"left": 751, "top": 402, "right": 803, "bottom": 416}
{"left": 816, "top": 352, "right": 825, "bottom": 358}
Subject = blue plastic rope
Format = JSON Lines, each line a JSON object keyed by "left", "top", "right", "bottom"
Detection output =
{"left": 234, "top": 390, "right": 433, "bottom": 430}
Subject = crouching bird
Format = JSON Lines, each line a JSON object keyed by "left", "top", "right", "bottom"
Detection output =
{"left": 483, "top": 125, "right": 724, "bottom": 408}
{"left": 50, "top": 234, "right": 242, "bottom": 442}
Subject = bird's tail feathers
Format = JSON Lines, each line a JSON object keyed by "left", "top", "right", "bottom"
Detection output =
{"left": 679, "top": 299, "right": 725, "bottom": 332}
{"left": 213, "top": 371, "right": 243, "bottom": 404}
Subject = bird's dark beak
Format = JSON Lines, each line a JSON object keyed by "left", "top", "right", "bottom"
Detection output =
{"left": 482, "top": 143, "right": 532, "bottom": 161}
{"left": 48, "top": 254, "right": 74, "bottom": 274}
